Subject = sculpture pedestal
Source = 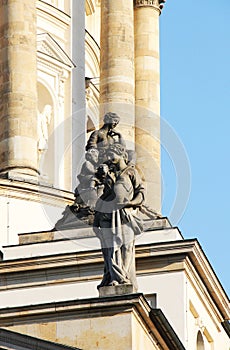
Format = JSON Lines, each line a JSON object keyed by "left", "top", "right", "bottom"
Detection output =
{"left": 98, "top": 284, "right": 136, "bottom": 297}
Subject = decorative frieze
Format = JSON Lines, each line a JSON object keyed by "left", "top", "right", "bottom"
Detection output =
{"left": 134, "top": 0, "right": 166, "bottom": 12}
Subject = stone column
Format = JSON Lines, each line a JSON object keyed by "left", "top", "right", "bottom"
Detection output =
{"left": 71, "top": 0, "right": 86, "bottom": 189}
{"left": 134, "top": 0, "right": 164, "bottom": 213}
{"left": 0, "top": 0, "right": 38, "bottom": 176}
{"left": 100, "top": 0, "right": 135, "bottom": 148}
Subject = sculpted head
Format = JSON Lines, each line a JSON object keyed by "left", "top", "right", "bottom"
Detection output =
{"left": 103, "top": 112, "right": 120, "bottom": 129}
{"left": 107, "top": 143, "right": 127, "bottom": 165}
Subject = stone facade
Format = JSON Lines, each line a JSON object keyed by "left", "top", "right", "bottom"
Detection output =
{"left": 0, "top": 1, "right": 229, "bottom": 350}
{"left": 0, "top": 228, "right": 229, "bottom": 349}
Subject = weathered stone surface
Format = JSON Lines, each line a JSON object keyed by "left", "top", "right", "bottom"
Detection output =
{"left": 0, "top": 295, "right": 167, "bottom": 350}
{"left": 99, "top": 284, "right": 136, "bottom": 297}
{"left": 100, "top": 0, "right": 135, "bottom": 145}
{"left": 134, "top": 5, "right": 161, "bottom": 212}
{"left": 0, "top": 0, "right": 38, "bottom": 175}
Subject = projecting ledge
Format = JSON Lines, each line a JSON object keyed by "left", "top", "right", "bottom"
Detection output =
{"left": 0, "top": 294, "right": 185, "bottom": 350}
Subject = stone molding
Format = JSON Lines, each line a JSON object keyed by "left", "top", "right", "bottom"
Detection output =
{"left": 0, "top": 294, "right": 185, "bottom": 350}
{"left": 37, "top": 33, "right": 75, "bottom": 70}
{"left": 134, "top": 0, "right": 166, "bottom": 12}
{"left": 37, "top": 0, "right": 70, "bottom": 20}
{"left": 1, "top": 239, "right": 229, "bottom": 320}
{"left": 0, "top": 176, "right": 74, "bottom": 206}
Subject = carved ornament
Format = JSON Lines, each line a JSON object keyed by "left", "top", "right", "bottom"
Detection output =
{"left": 134, "top": 0, "right": 166, "bottom": 12}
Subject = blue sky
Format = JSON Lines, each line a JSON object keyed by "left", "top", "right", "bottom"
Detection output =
{"left": 160, "top": 0, "right": 230, "bottom": 295}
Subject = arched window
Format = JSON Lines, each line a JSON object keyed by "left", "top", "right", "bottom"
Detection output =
{"left": 197, "top": 331, "right": 205, "bottom": 350}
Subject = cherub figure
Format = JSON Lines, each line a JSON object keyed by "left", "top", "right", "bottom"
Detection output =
{"left": 74, "top": 148, "right": 99, "bottom": 208}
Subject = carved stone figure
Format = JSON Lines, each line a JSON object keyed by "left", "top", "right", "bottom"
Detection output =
{"left": 86, "top": 112, "right": 126, "bottom": 163}
{"left": 74, "top": 148, "right": 99, "bottom": 209}
{"left": 54, "top": 113, "right": 145, "bottom": 292}
{"left": 37, "top": 105, "right": 52, "bottom": 151}
{"left": 55, "top": 149, "right": 99, "bottom": 229}
{"left": 93, "top": 143, "right": 145, "bottom": 290}
{"left": 89, "top": 163, "right": 110, "bottom": 200}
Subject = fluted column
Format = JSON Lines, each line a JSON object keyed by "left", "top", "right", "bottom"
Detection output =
{"left": 134, "top": 0, "right": 164, "bottom": 213}
{"left": 100, "top": 0, "right": 135, "bottom": 147}
{"left": 0, "top": 0, "right": 38, "bottom": 176}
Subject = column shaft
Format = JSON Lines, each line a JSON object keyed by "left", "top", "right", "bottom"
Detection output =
{"left": 100, "top": 0, "right": 135, "bottom": 147}
{"left": 134, "top": 3, "right": 161, "bottom": 212}
{"left": 71, "top": 0, "right": 86, "bottom": 189}
{"left": 0, "top": 0, "right": 38, "bottom": 175}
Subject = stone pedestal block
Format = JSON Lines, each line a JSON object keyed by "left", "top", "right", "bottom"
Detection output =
{"left": 98, "top": 284, "right": 136, "bottom": 297}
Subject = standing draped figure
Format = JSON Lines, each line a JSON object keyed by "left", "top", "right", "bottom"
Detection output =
{"left": 93, "top": 143, "right": 145, "bottom": 290}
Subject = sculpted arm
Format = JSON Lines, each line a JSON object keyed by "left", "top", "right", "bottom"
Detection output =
{"left": 117, "top": 169, "right": 145, "bottom": 209}
{"left": 85, "top": 130, "right": 99, "bottom": 151}
{"left": 128, "top": 172, "right": 145, "bottom": 208}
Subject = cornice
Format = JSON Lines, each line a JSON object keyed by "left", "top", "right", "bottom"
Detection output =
{"left": 185, "top": 257, "right": 223, "bottom": 329}
{"left": 0, "top": 239, "right": 229, "bottom": 320}
{"left": 0, "top": 176, "right": 74, "bottom": 205}
{"left": 134, "top": 0, "right": 166, "bottom": 13}
{"left": 0, "top": 294, "right": 185, "bottom": 349}
{"left": 187, "top": 241, "right": 229, "bottom": 316}
{"left": 0, "top": 293, "right": 143, "bottom": 324}
{"left": 137, "top": 239, "right": 230, "bottom": 320}
{"left": 37, "top": 33, "right": 75, "bottom": 70}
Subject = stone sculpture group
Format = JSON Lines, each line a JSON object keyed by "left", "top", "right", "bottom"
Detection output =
{"left": 56, "top": 112, "right": 145, "bottom": 289}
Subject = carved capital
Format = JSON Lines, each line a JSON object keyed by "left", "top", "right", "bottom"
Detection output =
{"left": 134, "top": 0, "right": 166, "bottom": 13}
